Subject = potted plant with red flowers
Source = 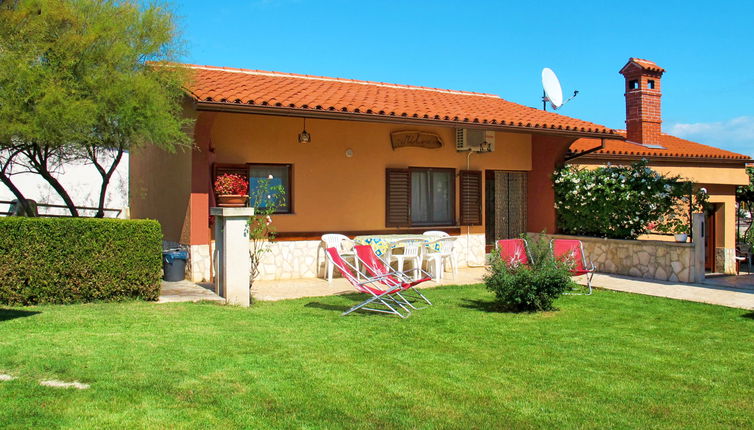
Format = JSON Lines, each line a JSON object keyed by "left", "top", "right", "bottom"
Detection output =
{"left": 214, "top": 174, "right": 249, "bottom": 207}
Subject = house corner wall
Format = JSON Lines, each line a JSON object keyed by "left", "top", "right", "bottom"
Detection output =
{"left": 527, "top": 134, "right": 574, "bottom": 234}
{"left": 129, "top": 141, "right": 193, "bottom": 244}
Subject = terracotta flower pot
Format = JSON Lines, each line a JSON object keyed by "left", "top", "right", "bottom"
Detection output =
{"left": 216, "top": 194, "right": 248, "bottom": 207}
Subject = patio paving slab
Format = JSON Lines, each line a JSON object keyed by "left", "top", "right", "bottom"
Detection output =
{"left": 250, "top": 267, "right": 488, "bottom": 301}
{"left": 590, "top": 273, "right": 754, "bottom": 310}
{"left": 158, "top": 280, "right": 224, "bottom": 303}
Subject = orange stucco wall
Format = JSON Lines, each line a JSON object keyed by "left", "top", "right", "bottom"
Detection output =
{"left": 130, "top": 141, "right": 193, "bottom": 243}
{"left": 130, "top": 107, "right": 585, "bottom": 246}
{"left": 209, "top": 112, "right": 533, "bottom": 234}
{"left": 527, "top": 134, "right": 576, "bottom": 233}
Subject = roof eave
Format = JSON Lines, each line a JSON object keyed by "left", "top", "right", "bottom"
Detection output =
{"left": 194, "top": 101, "right": 622, "bottom": 140}
{"left": 566, "top": 152, "right": 752, "bottom": 165}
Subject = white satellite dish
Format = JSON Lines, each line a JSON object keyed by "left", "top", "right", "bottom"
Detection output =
{"left": 540, "top": 67, "right": 578, "bottom": 111}
{"left": 541, "top": 68, "right": 563, "bottom": 110}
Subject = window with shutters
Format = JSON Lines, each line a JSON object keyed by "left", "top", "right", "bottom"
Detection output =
{"left": 249, "top": 163, "right": 292, "bottom": 214}
{"left": 459, "top": 170, "right": 482, "bottom": 226}
{"left": 385, "top": 167, "right": 455, "bottom": 227}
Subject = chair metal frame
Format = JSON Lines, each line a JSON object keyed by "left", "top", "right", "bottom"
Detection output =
{"left": 735, "top": 243, "right": 752, "bottom": 275}
{"left": 325, "top": 247, "right": 413, "bottom": 318}
{"left": 550, "top": 239, "right": 595, "bottom": 295}
{"left": 354, "top": 245, "right": 433, "bottom": 309}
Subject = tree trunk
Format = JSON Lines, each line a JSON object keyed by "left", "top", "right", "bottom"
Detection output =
{"left": 0, "top": 171, "right": 34, "bottom": 216}
{"left": 24, "top": 145, "right": 79, "bottom": 217}
{"left": 88, "top": 145, "right": 124, "bottom": 218}
{"left": 37, "top": 168, "right": 79, "bottom": 217}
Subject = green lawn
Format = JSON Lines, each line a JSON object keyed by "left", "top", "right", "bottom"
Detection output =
{"left": 1, "top": 285, "right": 753, "bottom": 429}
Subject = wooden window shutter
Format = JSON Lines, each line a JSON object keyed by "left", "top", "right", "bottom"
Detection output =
{"left": 213, "top": 163, "right": 248, "bottom": 184}
{"left": 460, "top": 170, "right": 482, "bottom": 226}
{"left": 385, "top": 168, "right": 410, "bottom": 227}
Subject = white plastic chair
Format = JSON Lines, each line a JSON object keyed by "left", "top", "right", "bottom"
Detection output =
{"left": 320, "top": 234, "right": 355, "bottom": 282}
{"left": 422, "top": 230, "right": 449, "bottom": 238}
{"left": 424, "top": 236, "right": 457, "bottom": 280}
{"left": 387, "top": 238, "right": 425, "bottom": 281}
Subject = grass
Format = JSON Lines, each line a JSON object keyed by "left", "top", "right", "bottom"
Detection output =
{"left": 0, "top": 285, "right": 753, "bottom": 429}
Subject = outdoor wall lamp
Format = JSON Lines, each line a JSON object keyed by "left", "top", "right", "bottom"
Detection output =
{"left": 478, "top": 141, "right": 493, "bottom": 153}
{"left": 298, "top": 118, "right": 311, "bottom": 144}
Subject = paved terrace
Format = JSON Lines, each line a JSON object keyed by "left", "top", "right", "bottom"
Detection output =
{"left": 160, "top": 268, "right": 754, "bottom": 310}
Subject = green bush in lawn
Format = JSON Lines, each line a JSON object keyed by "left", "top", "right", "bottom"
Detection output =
{"left": 484, "top": 234, "right": 574, "bottom": 312}
{"left": 0, "top": 217, "right": 162, "bottom": 305}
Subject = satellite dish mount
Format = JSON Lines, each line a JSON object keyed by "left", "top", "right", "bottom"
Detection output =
{"left": 541, "top": 67, "right": 578, "bottom": 111}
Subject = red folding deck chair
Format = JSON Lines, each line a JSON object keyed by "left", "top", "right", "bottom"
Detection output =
{"left": 496, "top": 238, "right": 532, "bottom": 267}
{"left": 354, "top": 245, "right": 433, "bottom": 309}
{"left": 551, "top": 239, "right": 595, "bottom": 295}
{"left": 325, "top": 247, "right": 412, "bottom": 318}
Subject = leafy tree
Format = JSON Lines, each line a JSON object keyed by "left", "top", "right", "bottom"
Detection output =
{"left": 737, "top": 166, "right": 754, "bottom": 245}
{"left": 0, "top": 0, "right": 191, "bottom": 217}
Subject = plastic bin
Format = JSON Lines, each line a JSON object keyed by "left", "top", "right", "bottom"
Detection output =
{"left": 162, "top": 249, "right": 189, "bottom": 282}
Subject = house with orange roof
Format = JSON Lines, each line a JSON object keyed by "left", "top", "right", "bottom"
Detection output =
{"left": 130, "top": 63, "right": 626, "bottom": 281}
{"left": 569, "top": 58, "right": 752, "bottom": 274}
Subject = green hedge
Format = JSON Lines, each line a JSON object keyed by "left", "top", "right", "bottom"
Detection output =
{"left": 0, "top": 217, "right": 163, "bottom": 305}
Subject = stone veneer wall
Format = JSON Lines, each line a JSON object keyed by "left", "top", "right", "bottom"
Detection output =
{"left": 715, "top": 247, "right": 735, "bottom": 275}
{"left": 543, "top": 233, "right": 699, "bottom": 283}
{"left": 188, "top": 233, "right": 486, "bottom": 282}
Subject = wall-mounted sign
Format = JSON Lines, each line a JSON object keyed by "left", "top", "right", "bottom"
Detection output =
{"left": 390, "top": 131, "right": 443, "bottom": 150}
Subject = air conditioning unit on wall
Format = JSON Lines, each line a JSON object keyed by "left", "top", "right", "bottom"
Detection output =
{"left": 456, "top": 128, "right": 495, "bottom": 152}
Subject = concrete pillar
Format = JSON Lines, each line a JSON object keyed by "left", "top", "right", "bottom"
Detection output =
{"left": 211, "top": 207, "right": 254, "bottom": 307}
{"left": 692, "top": 213, "right": 705, "bottom": 284}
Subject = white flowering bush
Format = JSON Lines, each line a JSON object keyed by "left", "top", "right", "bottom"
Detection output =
{"left": 553, "top": 161, "right": 685, "bottom": 239}
{"left": 738, "top": 167, "right": 754, "bottom": 248}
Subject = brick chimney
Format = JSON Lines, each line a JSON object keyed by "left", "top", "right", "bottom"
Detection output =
{"left": 619, "top": 58, "right": 665, "bottom": 146}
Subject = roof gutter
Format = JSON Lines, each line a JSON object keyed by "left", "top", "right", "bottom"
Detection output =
{"left": 566, "top": 152, "right": 752, "bottom": 165}
{"left": 194, "top": 100, "right": 624, "bottom": 140}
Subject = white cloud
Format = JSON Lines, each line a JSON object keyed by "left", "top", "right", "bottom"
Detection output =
{"left": 667, "top": 116, "right": 754, "bottom": 158}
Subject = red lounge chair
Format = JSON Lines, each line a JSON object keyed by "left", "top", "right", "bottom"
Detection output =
{"left": 551, "top": 239, "right": 595, "bottom": 295}
{"left": 496, "top": 238, "right": 532, "bottom": 266}
{"left": 354, "top": 245, "right": 433, "bottom": 309}
{"left": 325, "top": 247, "right": 411, "bottom": 318}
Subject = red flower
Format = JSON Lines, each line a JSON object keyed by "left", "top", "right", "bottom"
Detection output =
{"left": 214, "top": 174, "right": 248, "bottom": 195}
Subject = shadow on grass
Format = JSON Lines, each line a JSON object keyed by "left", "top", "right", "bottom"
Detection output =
{"left": 304, "top": 302, "right": 347, "bottom": 313}
{"left": 459, "top": 298, "right": 554, "bottom": 314}
{"left": 304, "top": 293, "right": 407, "bottom": 318}
{"left": 0, "top": 308, "right": 40, "bottom": 322}
{"left": 459, "top": 298, "right": 512, "bottom": 313}
{"left": 741, "top": 311, "right": 754, "bottom": 320}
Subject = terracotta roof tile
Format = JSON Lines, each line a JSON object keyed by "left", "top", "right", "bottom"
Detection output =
{"left": 570, "top": 131, "right": 751, "bottom": 161}
{"left": 621, "top": 58, "right": 665, "bottom": 74}
{"left": 182, "top": 64, "right": 617, "bottom": 137}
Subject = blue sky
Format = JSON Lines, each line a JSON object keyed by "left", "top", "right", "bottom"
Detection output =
{"left": 175, "top": 0, "right": 754, "bottom": 158}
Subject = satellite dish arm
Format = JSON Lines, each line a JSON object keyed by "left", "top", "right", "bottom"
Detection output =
{"left": 563, "top": 90, "right": 579, "bottom": 105}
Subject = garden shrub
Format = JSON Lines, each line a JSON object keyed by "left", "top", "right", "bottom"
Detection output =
{"left": 737, "top": 166, "right": 754, "bottom": 248}
{"left": 553, "top": 160, "right": 685, "bottom": 239}
{"left": 484, "top": 234, "right": 574, "bottom": 312}
{"left": 0, "top": 217, "right": 162, "bottom": 305}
